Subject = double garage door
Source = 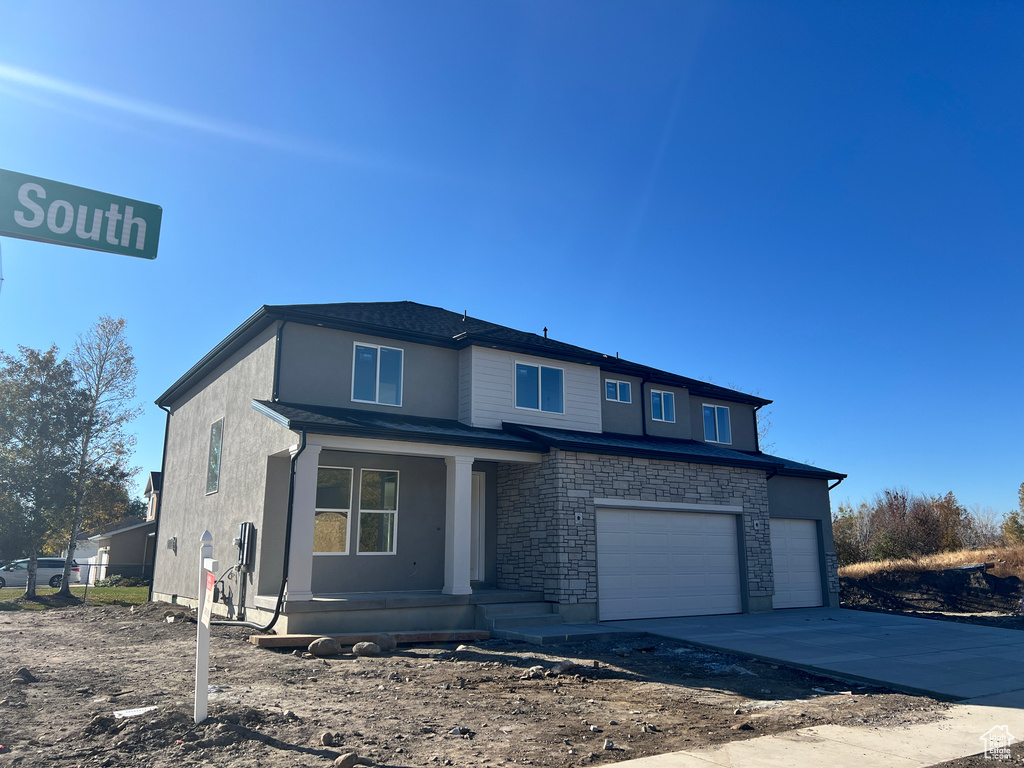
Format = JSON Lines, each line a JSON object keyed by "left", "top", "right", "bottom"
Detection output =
{"left": 596, "top": 508, "right": 743, "bottom": 621}
{"left": 596, "top": 509, "right": 823, "bottom": 620}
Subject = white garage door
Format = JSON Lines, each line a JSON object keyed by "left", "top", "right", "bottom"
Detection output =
{"left": 771, "top": 518, "right": 822, "bottom": 609}
{"left": 597, "top": 508, "right": 742, "bottom": 621}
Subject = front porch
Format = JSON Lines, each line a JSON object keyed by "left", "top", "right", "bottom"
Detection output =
{"left": 250, "top": 586, "right": 547, "bottom": 635}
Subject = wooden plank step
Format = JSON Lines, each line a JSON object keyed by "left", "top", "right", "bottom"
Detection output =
{"left": 249, "top": 629, "right": 491, "bottom": 648}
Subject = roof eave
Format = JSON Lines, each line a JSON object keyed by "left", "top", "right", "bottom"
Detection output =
{"left": 155, "top": 306, "right": 281, "bottom": 407}
{"left": 251, "top": 400, "right": 546, "bottom": 454}
{"left": 502, "top": 424, "right": 783, "bottom": 472}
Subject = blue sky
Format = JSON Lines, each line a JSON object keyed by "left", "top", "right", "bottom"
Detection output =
{"left": 0, "top": 2, "right": 1021, "bottom": 516}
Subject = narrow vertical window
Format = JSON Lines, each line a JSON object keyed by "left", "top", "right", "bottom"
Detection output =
{"left": 540, "top": 366, "right": 564, "bottom": 413}
{"left": 206, "top": 418, "right": 224, "bottom": 495}
{"left": 353, "top": 344, "right": 378, "bottom": 402}
{"left": 515, "top": 364, "right": 539, "bottom": 409}
{"left": 358, "top": 469, "right": 399, "bottom": 554}
{"left": 314, "top": 467, "right": 353, "bottom": 554}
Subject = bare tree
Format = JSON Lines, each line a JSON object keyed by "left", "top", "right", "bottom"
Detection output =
{"left": 966, "top": 505, "right": 1002, "bottom": 548}
{"left": 56, "top": 317, "right": 141, "bottom": 596}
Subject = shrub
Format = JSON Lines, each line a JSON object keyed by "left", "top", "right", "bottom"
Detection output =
{"left": 94, "top": 575, "right": 150, "bottom": 588}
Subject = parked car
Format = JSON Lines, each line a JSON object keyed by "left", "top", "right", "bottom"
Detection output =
{"left": 0, "top": 558, "right": 81, "bottom": 589}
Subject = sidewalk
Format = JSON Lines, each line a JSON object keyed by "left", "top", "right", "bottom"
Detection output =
{"left": 611, "top": 703, "right": 1024, "bottom": 767}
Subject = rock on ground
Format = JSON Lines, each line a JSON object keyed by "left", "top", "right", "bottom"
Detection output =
{"left": 309, "top": 637, "right": 344, "bottom": 656}
{"left": 352, "top": 642, "right": 381, "bottom": 657}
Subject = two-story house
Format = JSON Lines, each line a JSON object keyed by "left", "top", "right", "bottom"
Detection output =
{"left": 151, "top": 302, "right": 844, "bottom": 635}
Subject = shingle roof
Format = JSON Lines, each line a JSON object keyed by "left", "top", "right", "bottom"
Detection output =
{"left": 504, "top": 424, "right": 845, "bottom": 479}
{"left": 250, "top": 401, "right": 843, "bottom": 480}
{"left": 267, "top": 301, "right": 770, "bottom": 405}
{"left": 252, "top": 400, "right": 545, "bottom": 453}
{"left": 503, "top": 423, "right": 782, "bottom": 471}
{"left": 746, "top": 452, "right": 847, "bottom": 481}
{"left": 157, "top": 301, "right": 770, "bottom": 407}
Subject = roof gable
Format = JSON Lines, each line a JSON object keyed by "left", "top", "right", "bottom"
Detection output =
{"left": 157, "top": 301, "right": 770, "bottom": 407}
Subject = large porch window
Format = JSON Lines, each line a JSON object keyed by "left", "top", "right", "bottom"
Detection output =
{"left": 358, "top": 469, "right": 399, "bottom": 554}
{"left": 314, "top": 467, "right": 353, "bottom": 554}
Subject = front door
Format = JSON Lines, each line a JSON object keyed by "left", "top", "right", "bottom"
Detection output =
{"left": 470, "top": 472, "right": 485, "bottom": 582}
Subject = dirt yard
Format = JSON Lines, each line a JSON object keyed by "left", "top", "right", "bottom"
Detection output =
{"left": 841, "top": 566, "right": 1024, "bottom": 631}
{"left": 0, "top": 600, "right": 949, "bottom": 768}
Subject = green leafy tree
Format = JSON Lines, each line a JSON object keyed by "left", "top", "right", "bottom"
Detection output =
{"left": 999, "top": 483, "right": 1024, "bottom": 545}
{"left": 1002, "top": 511, "right": 1024, "bottom": 544}
{"left": 42, "top": 464, "right": 141, "bottom": 554}
{"left": 0, "top": 346, "right": 89, "bottom": 597}
{"left": 57, "top": 317, "right": 141, "bottom": 597}
{"left": 931, "top": 491, "right": 972, "bottom": 552}
{"left": 832, "top": 502, "right": 868, "bottom": 566}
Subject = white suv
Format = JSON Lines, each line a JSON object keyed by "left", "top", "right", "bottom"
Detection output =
{"left": 0, "top": 558, "right": 82, "bottom": 589}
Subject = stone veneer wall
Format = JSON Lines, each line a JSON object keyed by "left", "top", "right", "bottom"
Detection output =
{"left": 496, "top": 450, "right": 774, "bottom": 608}
{"left": 825, "top": 552, "right": 840, "bottom": 597}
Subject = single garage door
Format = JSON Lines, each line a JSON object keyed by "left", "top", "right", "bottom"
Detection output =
{"left": 597, "top": 508, "right": 742, "bottom": 620}
{"left": 770, "top": 518, "right": 822, "bottom": 609}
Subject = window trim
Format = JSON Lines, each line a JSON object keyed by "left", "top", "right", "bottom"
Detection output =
{"left": 514, "top": 361, "right": 565, "bottom": 414}
{"left": 604, "top": 379, "right": 632, "bottom": 403}
{"left": 650, "top": 390, "right": 676, "bottom": 423}
{"left": 702, "top": 403, "right": 732, "bottom": 444}
{"left": 356, "top": 467, "right": 400, "bottom": 556}
{"left": 313, "top": 465, "right": 354, "bottom": 556}
{"left": 205, "top": 417, "right": 225, "bottom": 495}
{"left": 351, "top": 342, "right": 404, "bottom": 407}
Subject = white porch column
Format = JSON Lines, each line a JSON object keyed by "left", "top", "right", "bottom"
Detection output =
{"left": 443, "top": 455, "right": 475, "bottom": 595}
{"left": 286, "top": 442, "right": 322, "bottom": 601}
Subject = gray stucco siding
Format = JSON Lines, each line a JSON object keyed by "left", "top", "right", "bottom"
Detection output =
{"left": 277, "top": 323, "right": 460, "bottom": 419}
{"left": 766, "top": 475, "right": 836, "bottom": 550}
{"left": 153, "top": 327, "right": 295, "bottom": 606}
{"left": 689, "top": 397, "right": 757, "bottom": 451}
{"left": 311, "top": 450, "right": 448, "bottom": 593}
{"left": 643, "top": 383, "right": 692, "bottom": 440}
{"left": 599, "top": 372, "right": 644, "bottom": 435}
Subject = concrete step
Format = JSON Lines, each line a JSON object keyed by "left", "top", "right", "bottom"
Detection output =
{"left": 479, "top": 601, "right": 555, "bottom": 618}
{"left": 493, "top": 623, "right": 646, "bottom": 645}
{"left": 490, "top": 612, "right": 564, "bottom": 630}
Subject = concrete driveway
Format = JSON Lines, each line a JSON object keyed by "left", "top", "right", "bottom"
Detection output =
{"left": 611, "top": 608, "right": 1024, "bottom": 704}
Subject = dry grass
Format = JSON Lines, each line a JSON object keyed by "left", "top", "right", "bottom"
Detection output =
{"left": 839, "top": 544, "right": 1024, "bottom": 580}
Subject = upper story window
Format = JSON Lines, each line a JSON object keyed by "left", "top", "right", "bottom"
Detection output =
{"left": 605, "top": 379, "right": 631, "bottom": 403}
{"left": 352, "top": 343, "right": 403, "bottom": 406}
{"left": 515, "top": 362, "right": 564, "bottom": 413}
{"left": 703, "top": 404, "right": 732, "bottom": 444}
{"left": 651, "top": 390, "right": 675, "bottom": 423}
{"left": 205, "top": 418, "right": 224, "bottom": 495}
{"left": 314, "top": 466, "right": 353, "bottom": 554}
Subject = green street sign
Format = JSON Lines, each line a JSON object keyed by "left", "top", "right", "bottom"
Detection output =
{"left": 0, "top": 169, "right": 161, "bottom": 260}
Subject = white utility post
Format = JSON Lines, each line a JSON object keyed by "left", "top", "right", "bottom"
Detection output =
{"left": 195, "top": 530, "right": 218, "bottom": 724}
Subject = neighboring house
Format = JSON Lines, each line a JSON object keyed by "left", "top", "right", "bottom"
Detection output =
{"left": 67, "top": 474, "right": 160, "bottom": 585}
{"left": 144, "top": 471, "right": 162, "bottom": 522}
{"left": 88, "top": 516, "right": 157, "bottom": 582}
{"left": 151, "top": 302, "right": 845, "bottom": 634}
{"left": 66, "top": 538, "right": 100, "bottom": 585}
